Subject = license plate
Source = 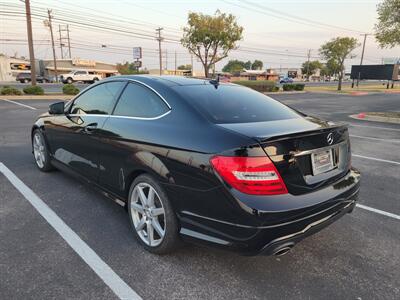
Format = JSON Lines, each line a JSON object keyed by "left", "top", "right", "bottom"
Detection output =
{"left": 311, "top": 149, "right": 334, "bottom": 175}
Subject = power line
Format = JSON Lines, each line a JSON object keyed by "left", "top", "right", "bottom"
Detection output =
{"left": 241, "top": 0, "right": 366, "bottom": 34}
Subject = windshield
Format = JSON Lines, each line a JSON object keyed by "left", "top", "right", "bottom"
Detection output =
{"left": 176, "top": 84, "right": 301, "bottom": 124}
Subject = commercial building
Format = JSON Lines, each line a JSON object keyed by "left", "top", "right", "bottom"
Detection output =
{"left": 229, "top": 70, "right": 279, "bottom": 82}
{"left": 41, "top": 58, "right": 118, "bottom": 78}
{"left": 0, "top": 54, "right": 32, "bottom": 81}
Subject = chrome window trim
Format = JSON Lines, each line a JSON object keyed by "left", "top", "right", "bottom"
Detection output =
{"left": 124, "top": 79, "right": 172, "bottom": 110}
{"left": 67, "top": 110, "right": 171, "bottom": 121}
{"left": 68, "top": 78, "right": 172, "bottom": 120}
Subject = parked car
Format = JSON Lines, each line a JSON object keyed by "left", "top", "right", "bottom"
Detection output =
{"left": 31, "top": 76, "right": 360, "bottom": 256}
{"left": 60, "top": 70, "right": 102, "bottom": 84}
{"left": 279, "top": 77, "right": 294, "bottom": 84}
{"left": 16, "top": 72, "right": 50, "bottom": 83}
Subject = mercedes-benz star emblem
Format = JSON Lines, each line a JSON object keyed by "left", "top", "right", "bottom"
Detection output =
{"left": 327, "top": 133, "right": 334, "bottom": 145}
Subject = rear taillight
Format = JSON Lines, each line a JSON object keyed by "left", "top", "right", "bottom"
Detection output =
{"left": 210, "top": 156, "right": 288, "bottom": 195}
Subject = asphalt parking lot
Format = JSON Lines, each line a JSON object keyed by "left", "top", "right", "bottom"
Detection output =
{"left": 1, "top": 92, "right": 399, "bottom": 299}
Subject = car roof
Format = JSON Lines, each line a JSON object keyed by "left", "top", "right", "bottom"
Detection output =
{"left": 104, "top": 75, "right": 233, "bottom": 88}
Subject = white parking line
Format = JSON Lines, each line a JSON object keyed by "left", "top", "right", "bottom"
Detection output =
{"left": 352, "top": 154, "right": 400, "bottom": 166}
{"left": 349, "top": 123, "right": 400, "bottom": 132}
{"left": 356, "top": 204, "right": 400, "bottom": 220}
{"left": 1, "top": 99, "right": 37, "bottom": 110}
{"left": 0, "top": 162, "right": 142, "bottom": 300}
{"left": 350, "top": 135, "right": 400, "bottom": 144}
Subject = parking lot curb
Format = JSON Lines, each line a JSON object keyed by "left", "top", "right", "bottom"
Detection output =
{"left": 349, "top": 114, "right": 400, "bottom": 124}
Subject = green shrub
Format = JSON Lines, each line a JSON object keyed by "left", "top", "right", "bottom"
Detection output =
{"left": 234, "top": 80, "right": 278, "bottom": 92}
{"left": 283, "top": 83, "right": 305, "bottom": 91}
{"left": 294, "top": 83, "right": 305, "bottom": 91}
{"left": 272, "top": 86, "right": 280, "bottom": 92}
{"left": 282, "top": 84, "right": 295, "bottom": 91}
{"left": 23, "top": 85, "right": 44, "bottom": 95}
{"left": 62, "top": 84, "right": 80, "bottom": 95}
{"left": 0, "top": 86, "right": 22, "bottom": 95}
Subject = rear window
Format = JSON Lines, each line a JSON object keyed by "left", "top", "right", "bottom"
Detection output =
{"left": 176, "top": 84, "right": 300, "bottom": 124}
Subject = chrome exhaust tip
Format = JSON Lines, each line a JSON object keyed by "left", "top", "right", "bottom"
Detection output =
{"left": 273, "top": 245, "right": 293, "bottom": 256}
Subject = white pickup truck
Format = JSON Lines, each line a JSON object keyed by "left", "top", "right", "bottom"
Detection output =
{"left": 60, "top": 70, "right": 102, "bottom": 84}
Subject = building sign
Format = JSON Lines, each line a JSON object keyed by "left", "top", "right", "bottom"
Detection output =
{"left": 133, "top": 61, "right": 142, "bottom": 68}
{"left": 133, "top": 47, "right": 142, "bottom": 59}
{"left": 10, "top": 63, "right": 31, "bottom": 70}
{"left": 72, "top": 58, "right": 96, "bottom": 67}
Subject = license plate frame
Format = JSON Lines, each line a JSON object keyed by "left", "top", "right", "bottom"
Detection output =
{"left": 311, "top": 149, "right": 335, "bottom": 175}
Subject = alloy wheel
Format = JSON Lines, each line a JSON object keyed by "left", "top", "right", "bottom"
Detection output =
{"left": 33, "top": 132, "right": 45, "bottom": 168}
{"left": 130, "top": 182, "right": 166, "bottom": 247}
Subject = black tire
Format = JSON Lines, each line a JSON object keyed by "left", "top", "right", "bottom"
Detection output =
{"left": 93, "top": 77, "right": 99, "bottom": 82}
{"left": 24, "top": 79, "right": 29, "bottom": 83}
{"left": 66, "top": 77, "right": 73, "bottom": 84}
{"left": 32, "top": 129, "right": 54, "bottom": 172}
{"left": 127, "top": 174, "right": 181, "bottom": 254}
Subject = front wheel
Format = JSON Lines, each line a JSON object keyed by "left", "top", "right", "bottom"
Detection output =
{"left": 128, "top": 174, "right": 181, "bottom": 254}
{"left": 32, "top": 129, "right": 54, "bottom": 172}
{"left": 66, "top": 77, "right": 73, "bottom": 84}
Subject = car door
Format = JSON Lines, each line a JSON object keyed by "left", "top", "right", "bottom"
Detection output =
{"left": 74, "top": 71, "right": 87, "bottom": 81}
{"left": 45, "top": 81, "right": 126, "bottom": 181}
{"left": 97, "top": 81, "right": 171, "bottom": 197}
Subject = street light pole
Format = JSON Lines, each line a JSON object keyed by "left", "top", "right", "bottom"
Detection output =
{"left": 24, "top": 0, "right": 36, "bottom": 85}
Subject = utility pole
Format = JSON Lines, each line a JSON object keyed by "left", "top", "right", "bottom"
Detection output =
{"left": 191, "top": 54, "right": 193, "bottom": 77}
{"left": 357, "top": 33, "right": 370, "bottom": 87}
{"left": 47, "top": 9, "right": 58, "bottom": 82}
{"left": 24, "top": 0, "right": 36, "bottom": 85}
{"left": 156, "top": 27, "right": 163, "bottom": 75}
{"left": 59, "top": 25, "right": 63, "bottom": 59}
{"left": 165, "top": 49, "right": 168, "bottom": 70}
{"left": 174, "top": 50, "right": 177, "bottom": 75}
{"left": 306, "top": 49, "right": 311, "bottom": 81}
{"left": 67, "top": 25, "right": 71, "bottom": 58}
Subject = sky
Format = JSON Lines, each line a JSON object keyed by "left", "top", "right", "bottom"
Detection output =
{"left": 1, "top": 0, "right": 399, "bottom": 72}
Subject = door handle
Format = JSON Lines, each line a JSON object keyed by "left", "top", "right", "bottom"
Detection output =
{"left": 84, "top": 123, "right": 98, "bottom": 133}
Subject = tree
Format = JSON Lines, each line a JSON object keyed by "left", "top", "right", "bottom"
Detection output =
{"left": 251, "top": 60, "right": 263, "bottom": 70}
{"left": 319, "top": 37, "right": 359, "bottom": 90}
{"left": 222, "top": 59, "right": 245, "bottom": 73}
{"left": 181, "top": 11, "right": 243, "bottom": 77}
{"left": 116, "top": 62, "right": 148, "bottom": 75}
{"left": 244, "top": 60, "right": 252, "bottom": 70}
{"left": 301, "top": 60, "right": 322, "bottom": 78}
{"left": 177, "top": 64, "right": 192, "bottom": 70}
{"left": 375, "top": 0, "right": 400, "bottom": 48}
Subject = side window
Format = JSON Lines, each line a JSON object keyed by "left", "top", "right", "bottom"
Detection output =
{"left": 70, "top": 81, "right": 125, "bottom": 115}
{"left": 75, "top": 71, "right": 86, "bottom": 75}
{"left": 113, "top": 83, "right": 169, "bottom": 118}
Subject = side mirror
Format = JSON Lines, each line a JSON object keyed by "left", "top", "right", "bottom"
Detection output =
{"left": 49, "top": 101, "right": 65, "bottom": 115}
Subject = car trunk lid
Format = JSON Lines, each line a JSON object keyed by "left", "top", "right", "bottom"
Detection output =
{"left": 218, "top": 116, "right": 351, "bottom": 195}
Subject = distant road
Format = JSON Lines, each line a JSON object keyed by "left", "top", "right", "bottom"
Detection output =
{"left": 0, "top": 80, "right": 385, "bottom": 93}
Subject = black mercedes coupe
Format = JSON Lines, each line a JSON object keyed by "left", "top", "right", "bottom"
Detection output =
{"left": 31, "top": 76, "right": 360, "bottom": 256}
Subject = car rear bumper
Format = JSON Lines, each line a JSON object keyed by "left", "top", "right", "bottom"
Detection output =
{"left": 177, "top": 168, "right": 360, "bottom": 255}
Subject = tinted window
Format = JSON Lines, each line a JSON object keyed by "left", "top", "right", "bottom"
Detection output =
{"left": 70, "top": 82, "right": 125, "bottom": 115}
{"left": 75, "top": 71, "right": 86, "bottom": 75}
{"left": 176, "top": 85, "right": 300, "bottom": 124}
{"left": 113, "top": 83, "right": 169, "bottom": 118}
